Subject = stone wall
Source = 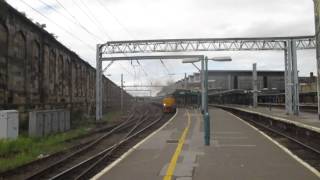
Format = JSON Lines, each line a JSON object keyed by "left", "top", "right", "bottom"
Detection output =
{"left": 0, "top": 1, "right": 132, "bottom": 128}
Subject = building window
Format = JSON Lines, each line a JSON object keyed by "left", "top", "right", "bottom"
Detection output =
{"left": 13, "top": 32, "right": 26, "bottom": 60}
{"left": 12, "top": 32, "right": 26, "bottom": 92}
{"left": 77, "top": 64, "right": 81, "bottom": 97}
{"left": 49, "top": 50, "right": 56, "bottom": 95}
{"left": 72, "top": 61, "right": 76, "bottom": 97}
{"left": 233, "top": 76, "right": 238, "bottom": 89}
{"left": 0, "top": 23, "right": 8, "bottom": 100}
{"left": 263, "top": 76, "right": 268, "bottom": 89}
{"left": 64, "top": 58, "right": 70, "bottom": 97}
{"left": 57, "top": 55, "right": 63, "bottom": 96}
{"left": 31, "top": 41, "right": 40, "bottom": 93}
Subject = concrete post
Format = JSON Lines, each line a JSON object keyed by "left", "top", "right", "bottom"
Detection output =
{"left": 313, "top": 0, "right": 320, "bottom": 119}
{"left": 252, "top": 63, "right": 258, "bottom": 108}
{"left": 227, "top": 74, "right": 232, "bottom": 90}
{"left": 184, "top": 73, "right": 188, "bottom": 90}
{"left": 204, "top": 57, "right": 209, "bottom": 113}
{"left": 96, "top": 44, "right": 103, "bottom": 121}
{"left": 291, "top": 40, "right": 300, "bottom": 115}
{"left": 284, "top": 45, "right": 290, "bottom": 114}
{"left": 204, "top": 56, "right": 210, "bottom": 146}
{"left": 285, "top": 41, "right": 293, "bottom": 115}
{"left": 121, "top": 74, "right": 123, "bottom": 113}
{"left": 201, "top": 59, "right": 205, "bottom": 113}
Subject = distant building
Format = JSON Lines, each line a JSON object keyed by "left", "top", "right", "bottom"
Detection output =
{"left": 176, "top": 70, "right": 285, "bottom": 93}
{"left": 299, "top": 72, "right": 317, "bottom": 93}
{"left": 171, "top": 70, "right": 318, "bottom": 106}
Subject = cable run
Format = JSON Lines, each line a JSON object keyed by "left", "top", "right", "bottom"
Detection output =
{"left": 71, "top": 0, "right": 112, "bottom": 40}
{"left": 53, "top": 0, "right": 104, "bottom": 41}
{"left": 160, "top": 59, "right": 171, "bottom": 74}
{"left": 95, "top": 0, "right": 136, "bottom": 40}
{"left": 94, "top": 0, "right": 149, "bottom": 77}
{"left": 19, "top": 0, "right": 95, "bottom": 51}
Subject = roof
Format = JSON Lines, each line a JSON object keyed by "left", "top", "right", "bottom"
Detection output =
{"left": 207, "top": 70, "right": 284, "bottom": 73}
{"left": 191, "top": 70, "right": 284, "bottom": 76}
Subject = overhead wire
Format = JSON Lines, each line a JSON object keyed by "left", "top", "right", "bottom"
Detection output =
{"left": 68, "top": 0, "right": 135, "bottom": 76}
{"left": 160, "top": 59, "right": 171, "bottom": 74}
{"left": 20, "top": 0, "right": 135, "bottom": 78}
{"left": 78, "top": 0, "right": 114, "bottom": 41}
{"left": 44, "top": 0, "right": 155, "bottom": 89}
{"left": 19, "top": 0, "right": 95, "bottom": 51}
{"left": 94, "top": 0, "right": 151, "bottom": 81}
{"left": 53, "top": 0, "right": 104, "bottom": 41}
{"left": 71, "top": 0, "right": 112, "bottom": 40}
{"left": 20, "top": 0, "right": 171, "bottom": 88}
{"left": 16, "top": 0, "right": 138, "bottom": 88}
{"left": 95, "top": 0, "right": 136, "bottom": 39}
{"left": 76, "top": 0, "right": 139, "bottom": 77}
{"left": 40, "top": 0, "right": 137, "bottom": 78}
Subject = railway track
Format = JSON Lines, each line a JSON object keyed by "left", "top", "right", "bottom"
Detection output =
{"left": 258, "top": 103, "right": 317, "bottom": 113}
{"left": 243, "top": 116, "right": 320, "bottom": 169}
{"left": 0, "top": 103, "right": 170, "bottom": 180}
{"left": 0, "top": 103, "right": 171, "bottom": 180}
{"left": 51, "top": 112, "right": 164, "bottom": 179}
{"left": 0, "top": 113, "right": 133, "bottom": 180}
{"left": 216, "top": 105, "right": 320, "bottom": 172}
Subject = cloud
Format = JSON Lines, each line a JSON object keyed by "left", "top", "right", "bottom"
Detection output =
{"left": 36, "top": 2, "right": 60, "bottom": 14}
{"left": 5, "top": 0, "right": 318, "bottom": 96}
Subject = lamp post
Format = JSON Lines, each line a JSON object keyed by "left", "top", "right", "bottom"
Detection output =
{"left": 183, "top": 56, "right": 232, "bottom": 146}
{"left": 121, "top": 74, "right": 124, "bottom": 114}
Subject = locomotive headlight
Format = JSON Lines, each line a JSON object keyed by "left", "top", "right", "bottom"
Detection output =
{"left": 163, "top": 104, "right": 166, "bottom": 107}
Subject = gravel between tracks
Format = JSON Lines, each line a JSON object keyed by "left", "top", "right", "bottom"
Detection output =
{"left": 0, "top": 103, "right": 163, "bottom": 180}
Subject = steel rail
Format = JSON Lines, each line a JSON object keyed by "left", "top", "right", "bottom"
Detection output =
{"left": 245, "top": 116, "right": 320, "bottom": 155}
{"left": 25, "top": 113, "right": 140, "bottom": 180}
{"left": 73, "top": 112, "right": 157, "bottom": 180}
{"left": 50, "top": 112, "right": 163, "bottom": 180}
{"left": 0, "top": 119, "right": 126, "bottom": 179}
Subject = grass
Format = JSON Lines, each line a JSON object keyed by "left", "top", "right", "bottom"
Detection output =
{"left": 0, "top": 110, "right": 121, "bottom": 173}
{"left": 101, "top": 110, "right": 122, "bottom": 123}
{"left": 0, "top": 127, "right": 90, "bottom": 173}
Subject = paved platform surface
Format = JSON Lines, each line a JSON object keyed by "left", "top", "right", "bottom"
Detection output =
{"left": 226, "top": 105, "right": 320, "bottom": 128}
{"left": 93, "top": 108, "right": 319, "bottom": 180}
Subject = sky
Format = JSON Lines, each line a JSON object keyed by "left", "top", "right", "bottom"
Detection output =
{"left": 6, "top": 0, "right": 317, "bottom": 96}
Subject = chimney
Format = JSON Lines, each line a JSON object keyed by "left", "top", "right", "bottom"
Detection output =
{"left": 310, "top": 72, "right": 315, "bottom": 83}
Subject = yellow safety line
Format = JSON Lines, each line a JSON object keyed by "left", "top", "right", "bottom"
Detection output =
{"left": 163, "top": 110, "right": 191, "bottom": 180}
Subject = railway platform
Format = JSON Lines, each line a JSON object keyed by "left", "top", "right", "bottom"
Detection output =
{"left": 219, "top": 105, "right": 320, "bottom": 128}
{"left": 92, "top": 108, "right": 319, "bottom": 180}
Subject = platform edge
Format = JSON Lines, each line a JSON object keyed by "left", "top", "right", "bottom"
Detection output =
{"left": 91, "top": 109, "right": 179, "bottom": 180}
{"left": 225, "top": 110, "right": 320, "bottom": 178}
{"left": 211, "top": 104, "right": 320, "bottom": 134}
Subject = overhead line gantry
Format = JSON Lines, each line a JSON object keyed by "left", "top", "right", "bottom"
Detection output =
{"left": 96, "top": 36, "right": 316, "bottom": 120}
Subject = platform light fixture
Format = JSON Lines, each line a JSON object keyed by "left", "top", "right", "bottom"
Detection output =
{"left": 97, "top": 53, "right": 232, "bottom": 146}
{"left": 182, "top": 56, "right": 232, "bottom": 63}
{"left": 183, "top": 55, "right": 232, "bottom": 146}
{"left": 182, "top": 58, "right": 201, "bottom": 63}
{"left": 208, "top": 56, "right": 232, "bottom": 62}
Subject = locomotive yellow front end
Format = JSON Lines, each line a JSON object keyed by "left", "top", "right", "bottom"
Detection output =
{"left": 162, "top": 96, "right": 177, "bottom": 113}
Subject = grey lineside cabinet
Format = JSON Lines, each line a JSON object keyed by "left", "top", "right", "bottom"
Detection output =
{"left": 0, "top": 110, "right": 19, "bottom": 140}
{"left": 29, "top": 109, "right": 70, "bottom": 137}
